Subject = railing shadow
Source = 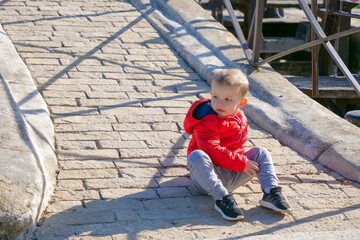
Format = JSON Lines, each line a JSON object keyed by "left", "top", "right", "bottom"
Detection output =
{"left": 0, "top": 0, "right": 10, "bottom": 6}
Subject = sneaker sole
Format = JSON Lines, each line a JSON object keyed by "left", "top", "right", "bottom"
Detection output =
{"left": 259, "top": 200, "right": 291, "bottom": 213}
{"left": 214, "top": 204, "right": 244, "bottom": 221}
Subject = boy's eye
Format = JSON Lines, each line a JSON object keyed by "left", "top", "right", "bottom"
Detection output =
{"left": 225, "top": 98, "right": 232, "bottom": 101}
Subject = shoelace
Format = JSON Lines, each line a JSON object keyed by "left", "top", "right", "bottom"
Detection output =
{"left": 271, "top": 190, "right": 285, "bottom": 203}
{"left": 222, "top": 198, "right": 237, "bottom": 209}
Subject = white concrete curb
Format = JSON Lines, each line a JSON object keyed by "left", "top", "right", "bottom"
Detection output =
{"left": 0, "top": 24, "right": 57, "bottom": 239}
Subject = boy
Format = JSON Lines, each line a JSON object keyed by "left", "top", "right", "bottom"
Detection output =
{"left": 184, "top": 69, "right": 290, "bottom": 220}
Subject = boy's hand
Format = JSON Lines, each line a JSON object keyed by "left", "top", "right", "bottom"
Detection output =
{"left": 243, "top": 160, "right": 259, "bottom": 176}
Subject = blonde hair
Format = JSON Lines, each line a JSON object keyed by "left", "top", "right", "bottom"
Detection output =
{"left": 211, "top": 69, "right": 249, "bottom": 98}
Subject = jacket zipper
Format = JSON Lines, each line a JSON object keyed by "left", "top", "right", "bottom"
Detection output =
{"left": 220, "top": 115, "right": 243, "bottom": 148}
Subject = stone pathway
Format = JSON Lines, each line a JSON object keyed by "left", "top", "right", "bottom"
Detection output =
{"left": 0, "top": 0, "right": 360, "bottom": 239}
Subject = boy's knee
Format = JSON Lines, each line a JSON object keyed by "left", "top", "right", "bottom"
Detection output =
{"left": 252, "top": 146, "right": 272, "bottom": 164}
{"left": 257, "top": 146, "right": 270, "bottom": 156}
{"left": 188, "top": 150, "right": 211, "bottom": 168}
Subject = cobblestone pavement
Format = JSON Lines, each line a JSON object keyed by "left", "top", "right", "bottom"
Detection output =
{"left": 1, "top": 0, "right": 360, "bottom": 239}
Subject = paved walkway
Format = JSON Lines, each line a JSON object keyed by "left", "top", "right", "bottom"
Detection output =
{"left": 1, "top": 0, "right": 360, "bottom": 239}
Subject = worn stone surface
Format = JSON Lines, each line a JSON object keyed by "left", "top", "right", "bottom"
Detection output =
{"left": 0, "top": 0, "right": 360, "bottom": 239}
{"left": 0, "top": 22, "right": 57, "bottom": 239}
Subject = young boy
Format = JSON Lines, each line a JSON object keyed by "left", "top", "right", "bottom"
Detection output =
{"left": 184, "top": 69, "right": 290, "bottom": 221}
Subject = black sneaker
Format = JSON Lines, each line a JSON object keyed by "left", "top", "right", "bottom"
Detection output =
{"left": 259, "top": 186, "right": 291, "bottom": 213}
{"left": 214, "top": 194, "right": 244, "bottom": 220}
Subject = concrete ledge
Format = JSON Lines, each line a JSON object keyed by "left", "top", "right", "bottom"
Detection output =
{"left": 0, "top": 24, "right": 57, "bottom": 239}
{"left": 132, "top": 0, "right": 360, "bottom": 182}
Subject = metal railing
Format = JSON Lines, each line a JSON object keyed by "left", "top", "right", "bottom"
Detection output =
{"left": 223, "top": 0, "right": 360, "bottom": 97}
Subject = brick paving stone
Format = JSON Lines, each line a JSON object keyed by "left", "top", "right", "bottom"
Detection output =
{"left": 126, "top": 92, "right": 157, "bottom": 99}
{"left": 145, "top": 139, "right": 172, "bottom": 148}
{"left": 42, "top": 84, "right": 91, "bottom": 92}
{"left": 56, "top": 132, "right": 121, "bottom": 141}
{"left": 100, "top": 106, "right": 164, "bottom": 116}
{"left": 128, "top": 219, "right": 172, "bottom": 232}
{"left": 250, "top": 138, "right": 283, "bottom": 147}
{"left": 172, "top": 148, "right": 188, "bottom": 157}
{"left": 344, "top": 207, "right": 360, "bottom": 221}
{"left": 289, "top": 184, "right": 351, "bottom": 209}
{"left": 159, "top": 167, "right": 189, "bottom": 177}
{"left": 58, "top": 169, "right": 119, "bottom": 180}
{"left": 136, "top": 85, "right": 176, "bottom": 93}
{"left": 164, "top": 108, "right": 191, "bottom": 114}
{"left": 156, "top": 92, "right": 199, "bottom": 101}
{"left": 79, "top": 99, "right": 142, "bottom": 108}
{"left": 119, "top": 148, "right": 170, "bottom": 158}
{"left": 50, "top": 106, "right": 99, "bottom": 115}
{"left": 156, "top": 177, "right": 190, "bottom": 187}
{"left": 143, "top": 197, "right": 189, "bottom": 210}
{"left": 57, "top": 140, "right": 97, "bottom": 150}
{"left": 291, "top": 208, "right": 347, "bottom": 222}
{"left": 296, "top": 173, "right": 338, "bottom": 183}
{"left": 277, "top": 217, "right": 357, "bottom": 234}
{"left": 68, "top": 72, "right": 104, "bottom": 79}
{"left": 276, "top": 163, "right": 322, "bottom": 175}
{"left": 61, "top": 210, "right": 116, "bottom": 225}
{"left": 158, "top": 156, "right": 187, "bottom": 167}
{"left": 85, "top": 178, "right": 158, "bottom": 190}
{"left": 42, "top": 90, "right": 86, "bottom": 98}
{"left": 55, "top": 123, "right": 113, "bottom": 132}
{"left": 114, "top": 158, "right": 161, "bottom": 168}
{"left": 133, "top": 228, "right": 196, "bottom": 240}
{"left": 114, "top": 209, "right": 139, "bottom": 222}
{"left": 156, "top": 187, "right": 192, "bottom": 198}
{"left": 112, "top": 123, "right": 151, "bottom": 131}
{"left": 119, "top": 168, "right": 160, "bottom": 178}
{"left": 45, "top": 200, "right": 84, "bottom": 213}
{"left": 54, "top": 190, "right": 100, "bottom": 201}
{"left": 277, "top": 174, "right": 301, "bottom": 184}
{"left": 232, "top": 185, "right": 254, "bottom": 194}
{"left": 138, "top": 203, "right": 200, "bottom": 219}
{"left": 98, "top": 140, "right": 148, "bottom": 149}
{"left": 272, "top": 153, "right": 313, "bottom": 166}
{"left": 72, "top": 223, "right": 129, "bottom": 238}
{"left": 59, "top": 160, "right": 116, "bottom": 170}
{"left": 86, "top": 91, "right": 128, "bottom": 99}
{"left": 117, "top": 114, "right": 186, "bottom": 124}
{"left": 152, "top": 122, "right": 179, "bottom": 131}
{"left": 72, "top": 236, "right": 113, "bottom": 240}
{"left": 154, "top": 80, "right": 207, "bottom": 88}
{"left": 57, "top": 149, "right": 119, "bottom": 160}
{"left": 45, "top": 98, "right": 78, "bottom": 106}
{"left": 100, "top": 188, "right": 158, "bottom": 200}
{"left": 57, "top": 180, "right": 84, "bottom": 191}
{"left": 53, "top": 115, "right": 118, "bottom": 124}
{"left": 35, "top": 215, "right": 74, "bottom": 240}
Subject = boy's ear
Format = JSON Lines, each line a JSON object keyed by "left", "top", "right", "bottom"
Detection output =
{"left": 239, "top": 97, "right": 248, "bottom": 108}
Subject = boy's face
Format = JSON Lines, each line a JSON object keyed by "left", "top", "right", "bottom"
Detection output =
{"left": 210, "top": 81, "right": 247, "bottom": 117}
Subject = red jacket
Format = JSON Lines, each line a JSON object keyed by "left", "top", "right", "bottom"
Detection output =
{"left": 184, "top": 98, "right": 248, "bottom": 172}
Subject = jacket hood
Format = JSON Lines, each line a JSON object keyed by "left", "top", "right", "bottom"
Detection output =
{"left": 184, "top": 98, "right": 214, "bottom": 134}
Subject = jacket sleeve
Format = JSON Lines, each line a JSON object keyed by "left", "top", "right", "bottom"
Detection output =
{"left": 193, "top": 117, "right": 248, "bottom": 172}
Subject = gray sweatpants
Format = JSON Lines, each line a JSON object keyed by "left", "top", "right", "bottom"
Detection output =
{"left": 187, "top": 146, "right": 279, "bottom": 200}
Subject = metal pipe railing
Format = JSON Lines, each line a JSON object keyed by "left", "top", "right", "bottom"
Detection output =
{"left": 222, "top": 0, "right": 360, "bottom": 97}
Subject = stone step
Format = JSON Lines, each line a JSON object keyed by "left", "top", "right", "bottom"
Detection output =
{"left": 285, "top": 75, "right": 360, "bottom": 98}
